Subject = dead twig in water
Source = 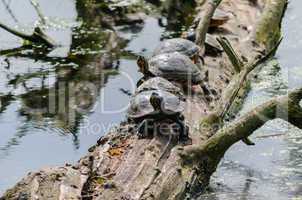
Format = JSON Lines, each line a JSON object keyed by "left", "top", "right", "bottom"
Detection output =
{"left": 0, "top": 22, "right": 56, "bottom": 47}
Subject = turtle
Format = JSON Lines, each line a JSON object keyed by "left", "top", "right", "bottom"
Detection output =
{"left": 136, "top": 77, "right": 184, "bottom": 99}
{"left": 188, "top": 8, "right": 229, "bottom": 31}
{"left": 127, "top": 91, "right": 188, "bottom": 140}
{"left": 152, "top": 38, "right": 202, "bottom": 64}
{"left": 136, "top": 52, "right": 203, "bottom": 88}
{"left": 210, "top": 8, "right": 230, "bottom": 27}
{"left": 181, "top": 30, "right": 223, "bottom": 55}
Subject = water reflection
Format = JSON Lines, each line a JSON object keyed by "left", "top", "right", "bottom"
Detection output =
{"left": 203, "top": 120, "right": 302, "bottom": 200}
{"left": 0, "top": 0, "right": 130, "bottom": 193}
{"left": 203, "top": 1, "right": 302, "bottom": 199}
{"left": 0, "top": 1, "right": 128, "bottom": 152}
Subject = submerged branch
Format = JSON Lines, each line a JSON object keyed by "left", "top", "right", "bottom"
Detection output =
{"left": 0, "top": 22, "right": 55, "bottom": 47}
{"left": 30, "top": 0, "right": 47, "bottom": 25}
{"left": 183, "top": 88, "right": 302, "bottom": 164}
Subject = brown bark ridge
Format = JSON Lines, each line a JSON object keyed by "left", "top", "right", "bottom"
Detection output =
{"left": 1, "top": 0, "right": 292, "bottom": 199}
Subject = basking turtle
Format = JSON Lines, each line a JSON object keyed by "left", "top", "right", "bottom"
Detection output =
{"left": 127, "top": 91, "right": 188, "bottom": 140}
{"left": 136, "top": 53, "right": 203, "bottom": 87}
{"left": 136, "top": 77, "right": 184, "bottom": 99}
{"left": 152, "top": 38, "right": 202, "bottom": 64}
{"left": 182, "top": 30, "right": 222, "bottom": 55}
{"left": 210, "top": 8, "right": 229, "bottom": 27}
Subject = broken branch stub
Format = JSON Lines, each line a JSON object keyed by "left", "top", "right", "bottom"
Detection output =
{"left": 195, "top": 0, "right": 223, "bottom": 47}
{"left": 217, "top": 37, "right": 243, "bottom": 73}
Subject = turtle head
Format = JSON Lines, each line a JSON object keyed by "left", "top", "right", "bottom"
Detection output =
{"left": 181, "top": 28, "right": 196, "bottom": 42}
{"left": 137, "top": 56, "right": 149, "bottom": 74}
{"left": 150, "top": 92, "right": 163, "bottom": 111}
{"left": 191, "top": 54, "right": 199, "bottom": 64}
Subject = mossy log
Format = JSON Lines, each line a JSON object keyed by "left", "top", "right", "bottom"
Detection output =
{"left": 1, "top": 0, "right": 291, "bottom": 199}
{"left": 254, "top": 0, "right": 288, "bottom": 49}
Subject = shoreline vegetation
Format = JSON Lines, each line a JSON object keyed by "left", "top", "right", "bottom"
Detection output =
{"left": 2, "top": 0, "right": 300, "bottom": 199}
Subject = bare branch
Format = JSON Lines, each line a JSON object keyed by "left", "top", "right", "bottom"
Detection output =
{"left": 218, "top": 37, "right": 283, "bottom": 119}
{"left": 217, "top": 37, "right": 243, "bottom": 73}
{"left": 183, "top": 87, "right": 302, "bottom": 164}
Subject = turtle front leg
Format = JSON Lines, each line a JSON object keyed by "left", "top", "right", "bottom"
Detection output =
{"left": 137, "top": 119, "right": 154, "bottom": 139}
{"left": 136, "top": 76, "right": 147, "bottom": 87}
{"left": 174, "top": 118, "right": 189, "bottom": 142}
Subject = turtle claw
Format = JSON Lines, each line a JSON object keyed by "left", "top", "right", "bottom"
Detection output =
{"left": 136, "top": 119, "right": 154, "bottom": 139}
{"left": 242, "top": 137, "right": 255, "bottom": 146}
{"left": 137, "top": 130, "right": 148, "bottom": 139}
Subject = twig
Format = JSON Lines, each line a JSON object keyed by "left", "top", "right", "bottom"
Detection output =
{"left": 29, "top": 0, "right": 47, "bottom": 25}
{"left": 218, "top": 37, "right": 283, "bottom": 119}
{"left": 217, "top": 37, "right": 243, "bottom": 73}
{"left": 255, "top": 133, "right": 285, "bottom": 139}
{"left": 0, "top": 22, "right": 55, "bottom": 47}
{"left": 1, "top": 0, "right": 18, "bottom": 23}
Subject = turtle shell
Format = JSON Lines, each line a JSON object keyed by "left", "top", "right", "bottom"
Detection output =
{"left": 148, "top": 52, "right": 203, "bottom": 84}
{"left": 153, "top": 38, "right": 201, "bottom": 58}
{"left": 211, "top": 9, "right": 229, "bottom": 27}
{"left": 127, "top": 90, "right": 185, "bottom": 120}
{"left": 136, "top": 77, "right": 183, "bottom": 96}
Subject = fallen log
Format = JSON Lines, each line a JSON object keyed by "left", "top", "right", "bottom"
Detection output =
{"left": 1, "top": 0, "right": 291, "bottom": 199}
